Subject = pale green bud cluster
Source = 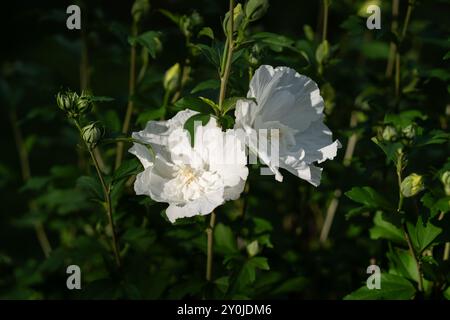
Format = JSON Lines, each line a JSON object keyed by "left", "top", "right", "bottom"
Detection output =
{"left": 56, "top": 90, "right": 91, "bottom": 119}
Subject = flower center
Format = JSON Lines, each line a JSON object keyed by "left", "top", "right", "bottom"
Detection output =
{"left": 178, "top": 165, "right": 198, "bottom": 185}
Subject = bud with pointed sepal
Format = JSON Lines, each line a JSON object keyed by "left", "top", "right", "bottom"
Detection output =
{"left": 81, "top": 122, "right": 103, "bottom": 149}
{"left": 401, "top": 173, "right": 424, "bottom": 198}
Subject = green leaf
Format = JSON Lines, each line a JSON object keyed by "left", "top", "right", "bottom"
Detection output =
{"left": 20, "top": 176, "right": 51, "bottom": 192}
{"left": 416, "top": 130, "right": 450, "bottom": 147}
{"left": 344, "top": 273, "right": 416, "bottom": 300}
{"left": 231, "top": 257, "right": 270, "bottom": 294}
{"left": 222, "top": 97, "right": 243, "bottom": 115}
{"left": 345, "top": 186, "right": 393, "bottom": 210}
{"left": 88, "top": 96, "right": 115, "bottom": 102}
{"left": 421, "top": 193, "right": 450, "bottom": 217}
{"left": 198, "top": 27, "right": 214, "bottom": 40}
{"left": 129, "top": 31, "right": 162, "bottom": 58}
{"left": 271, "top": 276, "right": 309, "bottom": 295}
{"left": 214, "top": 223, "right": 238, "bottom": 255}
{"left": 173, "top": 96, "right": 211, "bottom": 112}
{"left": 113, "top": 158, "right": 141, "bottom": 182}
{"left": 371, "top": 137, "right": 403, "bottom": 164}
{"left": 253, "top": 217, "right": 273, "bottom": 234}
{"left": 407, "top": 216, "right": 442, "bottom": 253}
{"left": 194, "top": 44, "right": 221, "bottom": 68}
{"left": 251, "top": 32, "right": 296, "bottom": 52}
{"left": 183, "top": 113, "right": 212, "bottom": 147}
{"left": 218, "top": 114, "right": 234, "bottom": 130}
{"left": 387, "top": 247, "right": 419, "bottom": 282}
{"left": 249, "top": 256, "right": 269, "bottom": 270}
{"left": 76, "top": 176, "right": 103, "bottom": 200}
{"left": 384, "top": 110, "right": 426, "bottom": 127}
{"left": 444, "top": 287, "right": 450, "bottom": 300}
{"left": 345, "top": 206, "right": 369, "bottom": 220}
{"left": 361, "top": 41, "right": 389, "bottom": 60}
{"left": 199, "top": 97, "right": 220, "bottom": 114}
{"left": 136, "top": 107, "right": 166, "bottom": 126}
{"left": 190, "top": 79, "right": 220, "bottom": 94}
{"left": 370, "top": 212, "right": 406, "bottom": 245}
{"left": 122, "top": 227, "right": 156, "bottom": 252}
{"left": 159, "top": 9, "right": 180, "bottom": 25}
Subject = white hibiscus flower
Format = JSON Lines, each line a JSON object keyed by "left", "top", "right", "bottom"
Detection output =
{"left": 129, "top": 109, "right": 248, "bottom": 223}
{"left": 235, "top": 65, "right": 341, "bottom": 186}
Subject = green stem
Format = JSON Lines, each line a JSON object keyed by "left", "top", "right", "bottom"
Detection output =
{"left": 218, "top": 0, "right": 235, "bottom": 111}
{"left": 322, "top": 0, "right": 329, "bottom": 42}
{"left": 394, "top": 0, "right": 415, "bottom": 103}
{"left": 385, "top": 0, "right": 399, "bottom": 78}
{"left": 206, "top": 211, "right": 216, "bottom": 281}
{"left": 401, "top": 0, "right": 415, "bottom": 40}
{"left": 205, "top": 0, "right": 235, "bottom": 282}
{"left": 116, "top": 21, "right": 138, "bottom": 170}
{"left": 75, "top": 121, "right": 121, "bottom": 267}
{"left": 10, "top": 110, "right": 52, "bottom": 258}
{"left": 396, "top": 153, "right": 423, "bottom": 292}
{"left": 395, "top": 52, "right": 401, "bottom": 101}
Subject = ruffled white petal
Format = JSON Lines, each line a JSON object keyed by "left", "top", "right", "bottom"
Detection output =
{"left": 236, "top": 65, "right": 340, "bottom": 185}
{"left": 129, "top": 109, "right": 249, "bottom": 223}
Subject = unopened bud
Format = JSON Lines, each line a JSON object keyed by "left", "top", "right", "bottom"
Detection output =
{"left": 223, "top": 3, "right": 245, "bottom": 34}
{"left": 402, "top": 124, "right": 416, "bottom": 139}
{"left": 245, "top": 0, "right": 269, "bottom": 22}
{"left": 81, "top": 122, "right": 103, "bottom": 149}
{"left": 56, "top": 90, "right": 92, "bottom": 118}
{"left": 56, "top": 91, "right": 76, "bottom": 113}
{"left": 401, "top": 173, "right": 424, "bottom": 198}
{"left": 76, "top": 92, "right": 92, "bottom": 115}
{"left": 163, "top": 63, "right": 181, "bottom": 93}
{"left": 132, "top": 0, "right": 150, "bottom": 23}
{"left": 382, "top": 125, "right": 397, "bottom": 141}
{"left": 246, "top": 240, "right": 259, "bottom": 257}
{"left": 249, "top": 44, "right": 262, "bottom": 66}
{"left": 441, "top": 171, "right": 450, "bottom": 196}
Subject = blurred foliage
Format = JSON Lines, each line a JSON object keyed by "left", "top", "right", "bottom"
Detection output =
{"left": 0, "top": 0, "right": 449, "bottom": 299}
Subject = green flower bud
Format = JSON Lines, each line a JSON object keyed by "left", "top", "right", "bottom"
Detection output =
{"left": 223, "top": 3, "right": 245, "bottom": 34}
{"left": 179, "top": 11, "right": 203, "bottom": 38}
{"left": 249, "top": 43, "right": 262, "bottom": 66}
{"left": 382, "top": 125, "right": 397, "bottom": 141}
{"left": 401, "top": 173, "right": 425, "bottom": 198}
{"left": 56, "top": 90, "right": 92, "bottom": 118}
{"left": 402, "top": 124, "right": 416, "bottom": 139}
{"left": 245, "top": 0, "right": 269, "bottom": 22}
{"left": 76, "top": 93, "right": 92, "bottom": 115}
{"left": 131, "top": 0, "right": 150, "bottom": 23}
{"left": 246, "top": 240, "right": 259, "bottom": 257}
{"left": 441, "top": 171, "right": 450, "bottom": 196}
{"left": 81, "top": 122, "right": 103, "bottom": 149}
{"left": 56, "top": 91, "right": 76, "bottom": 113}
{"left": 163, "top": 63, "right": 181, "bottom": 93}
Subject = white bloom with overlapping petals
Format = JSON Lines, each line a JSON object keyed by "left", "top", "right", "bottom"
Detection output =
{"left": 129, "top": 110, "right": 248, "bottom": 223}
{"left": 235, "top": 65, "right": 341, "bottom": 186}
